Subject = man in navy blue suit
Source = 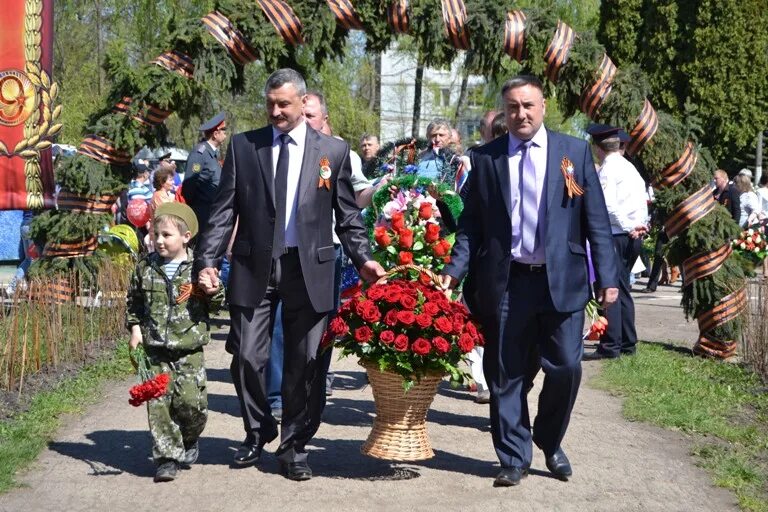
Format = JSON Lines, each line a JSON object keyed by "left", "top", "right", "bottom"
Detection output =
{"left": 442, "top": 75, "right": 618, "bottom": 487}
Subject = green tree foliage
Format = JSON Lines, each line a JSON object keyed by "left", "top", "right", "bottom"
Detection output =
{"left": 598, "top": 0, "right": 768, "bottom": 167}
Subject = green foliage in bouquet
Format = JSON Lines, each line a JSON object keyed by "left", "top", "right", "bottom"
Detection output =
{"left": 325, "top": 278, "right": 483, "bottom": 390}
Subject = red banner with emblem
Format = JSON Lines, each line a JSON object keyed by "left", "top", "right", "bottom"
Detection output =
{"left": 0, "top": 0, "right": 56, "bottom": 210}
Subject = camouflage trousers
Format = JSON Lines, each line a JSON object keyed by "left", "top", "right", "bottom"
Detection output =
{"left": 146, "top": 347, "right": 207, "bottom": 463}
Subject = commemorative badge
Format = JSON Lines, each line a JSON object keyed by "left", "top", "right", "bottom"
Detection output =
{"left": 192, "top": 163, "right": 201, "bottom": 173}
{"left": 318, "top": 156, "right": 331, "bottom": 189}
{"left": 560, "top": 156, "right": 584, "bottom": 198}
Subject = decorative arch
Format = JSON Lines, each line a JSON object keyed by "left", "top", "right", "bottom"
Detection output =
{"left": 36, "top": 0, "right": 745, "bottom": 358}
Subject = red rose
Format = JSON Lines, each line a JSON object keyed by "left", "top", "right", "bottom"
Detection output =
{"left": 328, "top": 317, "right": 349, "bottom": 336}
{"left": 423, "top": 302, "right": 440, "bottom": 316}
{"left": 416, "top": 313, "right": 432, "bottom": 329}
{"left": 458, "top": 333, "right": 475, "bottom": 353}
{"left": 476, "top": 332, "right": 486, "bottom": 346}
{"left": 465, "top": 321, "right": 479, "bottom": 339}
{"left": 433, "top": 239, "right": 451, "bottom": 257}
{"left": 400, "top": 294, "right": 417, "bottom": 309}
{"left": 412, "top": 337, "right": 431, "bottom": 355}
{"left": 427, "top": 290, "right": 445, "bottom": 302}
{"left": 397, "top": 310, "right": 417, "bottom": 325}
{"left": 418, "top": 272, "right": 432, "bottom": 286}
{"left": 432, "top": 336, "right": 450, "bottom": 354}
{"left": 354, "top": 326, "right": 373, "bottom": 343}
{"left": 434, "top": 316, "right": 454, "bottom": 334}
{"left": 362, "top": 304, "right": 382, "bottom": 323}
{"left": 354, "top": 299, "right": 368, "bottom": 316}
{"left": 425, "top": 222, "right": 441, "bottom": 243}
{"left": 398, "top": 228, "right": 414, "bottom": 249}
{"left": 419, "top": 202, "right": 433, "bottom": 220}
{"left": 391, "top": 212, "right": 406, "bottom": 232}
{"left": 394, "top": 334, "right": 409, "bottom": 352}
{"left": 379, "top": 330, "right": 396, "bottom": 345}
{"left": 366, "top": 284, "right": 386, "bottom": 301}
{"left": 398, "top": 251, "right": 413, "bottom": 265}
{"left": 385, "top": 288, "right": 402, "bottom": 303}
{"left": 443, "top": 255, "right": 451, "bottom": 264}
{"left": 374, "top": 226, "right": 392, "bottom": 248}
{"left": 383, "top": 309, "right": 399, "bottom": 326}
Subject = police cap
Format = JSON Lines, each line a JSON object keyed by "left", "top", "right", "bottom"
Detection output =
{"left": 199, "top": 112, "right": 226, "bottom": 133}
{"left": 154, "top": 202, "right": 199, "bottom": 238}
{"left": 586, "top": 123, "right": 630, "bottom": 143}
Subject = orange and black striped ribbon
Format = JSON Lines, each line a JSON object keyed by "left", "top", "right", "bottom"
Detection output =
{"left": 43, "top": 237, "right": 99, "bottom": 258}
{"left": 653, "top": 142, "right": 698, "bottom": 189}
{"left": 543, "top": 21, "right": 574, "bottom": 83}
{"left": 663, "top": 185, "right": 717, "bottom": 238}
{"left": 77, "top": 135, "right": 131, "bottom": 166}
{"left": 33, "top": 278, "right": 74, "bottom": 304}
{"left": 201, "top": 11, "right": 259, "bottom": 65}
{"left": 326, "top": 0, "right": 363, "bottom": 30}
{"left": 626, "top": 99, "right": 658, "bottom": 156}
{"left": 113, "top": 97, "right": 172, "bottom": 127}
{"left": 152, "top": 50, "right": 195, "bottom": 79}
{"left": 441, "top": 0, "right": 469, "bottom": 50}
{"left": 578, "top": 54, "right": 616, "bottom": 119}
{"left": 693, "top": 335, "right": 737, "bottom": 359}
{"left": 387, "top": 0, "right": 409, "bottom": 33}
{"left": 504, "top": 11, "right": 527, "bottom": 63}
{"left": 682, "top": 243, "right": 732, "bottom": 287}
{"left": 256, "top": 0, "right": 304, "bottom": 46}
{"left": 57, "top": 191, "right": 117, "bottom": 214}
{"left": 696, "top": 287, "right": 746, "bottom": 335}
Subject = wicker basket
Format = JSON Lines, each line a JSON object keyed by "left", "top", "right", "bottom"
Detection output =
{"left": 360, "top": 360, "right": 443, "bottom": 461}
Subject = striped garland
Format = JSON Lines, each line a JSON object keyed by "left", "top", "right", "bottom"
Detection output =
{"left": 112, "top": 97, "right": 172, "bottom": 127}
{"left": 652, "top": 141, "right": 698, "bottom": 189}
{"left": 256, "top": 0, "right": 304, "bottom": 46}
{"left": 682, "top": 244, "right": 732, "bottom": 287}
{"left": 31, "top": 277, "right": 74, "bottom": 305}
{"left": 326, "top": 0, "right": 363, "bottom": 30}
{"left": 543, "top": 21, "right": 574, "bottom": 83}
{"left": 77, "top": 135, "right": 131, "bottom": 166}
{"left": 202, "top": 11, "right": 259, "bottom": 65}
{"left": 152, "top": 50, "right": 195, "bottom": 79}
{"left": 663, "top": 185, "right": 717, "bottom": 238}
{"left": 578, "top": 54, "right": 616, "bottom": 119}
{"left": 441, "top": 0, "right": 469, "bottom": 50}
{"left": 696, "top": 287, "right": 747, "bottom": 337}
{"left": 503, "top": 11, "right": 526, "bottom": 63}
{"left": 387, "top": 0, "right": 409, "bottom": 34}
{"left": 43, "top": 237, "right": 99, "bottom": 258}
{"left": 57, "top": 191, "right": 117, "bottom": 214}
{"left": 626, "top": 99, "right": 658, "bottom": 156}
{"left": 693, "top": 335, "right": 737, "bottom": 359}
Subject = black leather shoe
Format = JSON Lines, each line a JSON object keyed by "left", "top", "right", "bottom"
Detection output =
{"left": 493, "top": 466, "right": 527, "bottom": 487}
{"left": 233, "top": 430, "right": 277, "bottom": 466}
{"left": 280, "top": 461, "right": 313, "bottom": 481}
{"left": 583, "top": 350, "right": 619, "bottom": 361}
{"left": 545, "top": 448, "right": 573, "bottom": 481}
{"left": 639, "top": 287, "right": 656, "bottom": 293}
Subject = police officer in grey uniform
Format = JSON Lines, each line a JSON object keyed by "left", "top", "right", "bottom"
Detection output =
{"left": 183, "top": 112, "right": 228, "bottom": 232}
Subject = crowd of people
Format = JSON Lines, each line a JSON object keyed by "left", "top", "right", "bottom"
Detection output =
{"left": 13, "top": 65, "right": 756, "bottom": 487}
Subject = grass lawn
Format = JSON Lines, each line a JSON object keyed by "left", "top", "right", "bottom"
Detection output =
{"left": 593, "top": 342, "right": 768, "bottom": 512}
{"left": 0, "top": 340, "right": 132, "bottom": 493}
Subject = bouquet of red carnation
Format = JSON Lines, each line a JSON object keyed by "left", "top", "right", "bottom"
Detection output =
{"left": 128, "top": 345, "right": 171, "bottom": 407}
{"left": 324, "top": 266, "right": 484, "bottom": 390}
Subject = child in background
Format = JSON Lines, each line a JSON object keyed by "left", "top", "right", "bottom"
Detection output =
{"left": 126, "top": 202, "right": 222, "bottom": 482}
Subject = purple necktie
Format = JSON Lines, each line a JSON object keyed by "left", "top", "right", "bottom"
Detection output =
{"left": 519, "top": 140, "right": 538, "bottom": 256}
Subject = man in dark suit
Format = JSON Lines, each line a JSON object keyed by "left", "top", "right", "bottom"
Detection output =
{"left": 194, "top": 68, "right": 384, "bottom": 481}
{"left": 442, "top": 75, "right": 618, "bottom": 487}
{"left": 713, "top": 169, "right": 741, "bottom": 222}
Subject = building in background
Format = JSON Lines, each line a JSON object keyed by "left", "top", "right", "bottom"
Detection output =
{"left": 379, "top": 47, "right": 487, "bottom": 147}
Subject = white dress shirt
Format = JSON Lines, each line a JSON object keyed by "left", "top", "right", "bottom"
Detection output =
{"left": 598, "top": 152, "right": 648, "bottom": 234}
{"left": 272, "top": 121, "right": 307, "bottom": 248}
{"left": 507, "top": 125, "right": 548, "bottom": 263}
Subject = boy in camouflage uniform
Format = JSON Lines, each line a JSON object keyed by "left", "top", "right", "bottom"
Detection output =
{"left": 126, "top": 202, "right": 223, "bottom": 482}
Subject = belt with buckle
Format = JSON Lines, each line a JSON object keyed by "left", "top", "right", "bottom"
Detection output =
{"left": 510, "top": 261, "right": 546, "bottom": 273}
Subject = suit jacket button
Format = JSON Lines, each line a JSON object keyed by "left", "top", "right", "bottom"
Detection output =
{"left": 270, "top": 217, "right": 275, "bottom": 224}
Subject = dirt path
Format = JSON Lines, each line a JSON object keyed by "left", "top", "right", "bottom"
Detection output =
{"left": 0, "top": 307, "right": 736, "bottom": 512}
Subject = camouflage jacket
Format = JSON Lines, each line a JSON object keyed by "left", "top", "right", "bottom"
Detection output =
{"left": 126, "top": 250, "right": 224, "bottom": 351}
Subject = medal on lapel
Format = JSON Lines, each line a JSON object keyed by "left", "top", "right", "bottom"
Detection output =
{"left": 318, "top": 156, "right": 332, "bottom": 190}
{"left": 560, "top": 156, "right": 584, "bottom": 198}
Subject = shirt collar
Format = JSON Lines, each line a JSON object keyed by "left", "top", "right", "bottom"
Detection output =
{"left": 272, "top": 120, "right": 307, "bottom": 147}
{"left": 507, "top": 124, "right": 547, "bottom": 154}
